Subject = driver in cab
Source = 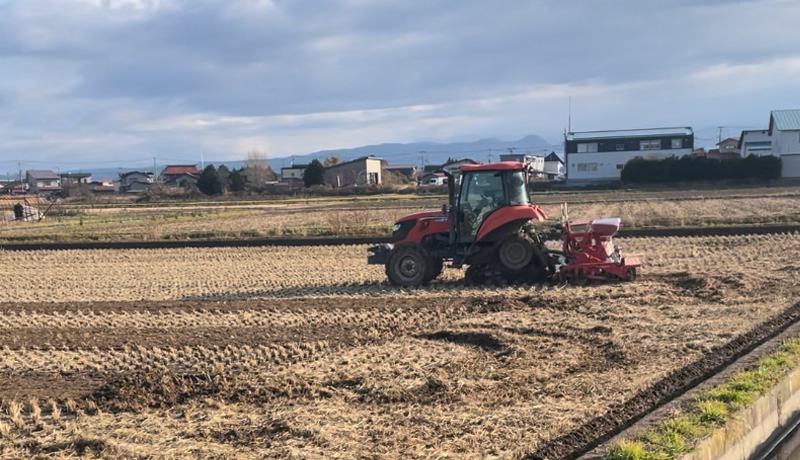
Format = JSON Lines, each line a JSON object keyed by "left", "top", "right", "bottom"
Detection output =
{"left": 462, "top": 174, "right": 502, "bottom": 236}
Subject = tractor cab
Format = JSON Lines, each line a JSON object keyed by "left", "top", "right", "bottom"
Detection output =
{"left": 454, "top": 163, "right": 538, "bottom": 244}
{"left": 368, "top": 161, "right": 550, "bottom": 286}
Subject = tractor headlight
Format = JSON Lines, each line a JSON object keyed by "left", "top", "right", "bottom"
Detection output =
{"left": 393, "top": 223, "right": 401, "bottom": 232}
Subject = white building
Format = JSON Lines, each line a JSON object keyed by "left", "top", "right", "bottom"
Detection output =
{"left": 280, "top": 164, "right": 307, "bottom": 183}
{"left": 543, "top": 152, "right": 565, "bottom": 179}
{"left": 499, "top": 153, "right": 545, "bottom": 175}
{"left": 565, "top": 127, "right": 694, "bottom": 185}
{"left": 770, "top": 109, "right": 800, "bottom": 178}
{"left": 738, "top": 130, "right": 772, "bottom": 157}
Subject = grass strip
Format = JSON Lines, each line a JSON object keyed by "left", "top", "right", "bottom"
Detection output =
{"left": 605, "top": 338, "right": 800, "bottom": 460}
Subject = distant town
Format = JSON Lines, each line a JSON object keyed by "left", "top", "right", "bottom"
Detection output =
{"left": 2, "top": 108, "right": 798, "bottom": 199}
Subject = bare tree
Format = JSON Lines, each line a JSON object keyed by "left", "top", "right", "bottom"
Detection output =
{"left": 323, "top": 155, "right": 341, "bottom": 167}
{"left": 243, "top": 150, "right": 277, "bottom": 189}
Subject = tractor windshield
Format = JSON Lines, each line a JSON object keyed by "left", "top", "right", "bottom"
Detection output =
{"left": 506, "top": 171, "right": 530, "bottom": 206}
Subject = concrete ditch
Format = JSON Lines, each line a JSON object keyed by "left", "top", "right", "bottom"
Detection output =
{"left": 682, "top": 367, "right": 800, "bottom": 460}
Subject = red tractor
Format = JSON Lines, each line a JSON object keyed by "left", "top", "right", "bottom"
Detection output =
{"left": 367, "top": 162, "right": 639, "bottom": 286}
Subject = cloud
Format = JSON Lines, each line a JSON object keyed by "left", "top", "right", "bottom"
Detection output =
{"left": 0, "top": 0, "right": 800, "bottom": 170}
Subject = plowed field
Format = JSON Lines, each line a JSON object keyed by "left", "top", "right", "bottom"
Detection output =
{"left": 1, "top": 234, "right": 799, "bottom": 459}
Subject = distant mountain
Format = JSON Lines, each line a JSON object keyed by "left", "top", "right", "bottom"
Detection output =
{"left": 55, "top": 135, "right": 560, "bottom": 178}
{"left": 263, "top": 134, "right": 558, "bottom": 170}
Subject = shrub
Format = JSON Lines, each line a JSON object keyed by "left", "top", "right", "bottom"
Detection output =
{"left": 621, "top": 155, "right": 781, "bottom": 183}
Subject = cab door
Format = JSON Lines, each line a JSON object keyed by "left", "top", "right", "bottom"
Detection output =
{"left": 457, "top": 171, "right": 505, "bottom": 243}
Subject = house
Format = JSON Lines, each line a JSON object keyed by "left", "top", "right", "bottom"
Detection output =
{"left": 119, "top": 171, "right": 155, "bottom": 193}
{"left": 419, "top": 172, "right": 447, "bottom": 186}
{"left": 703, "top": 149, "right": 740, "bottom": 161}
{"left": 716, "top": 137, "right": 740, "bottom": 156}
{"left": 25, "top": 170, "right": 62, "bottom": 196}
{"left": 769, "top": 109, "right": 800, "bottom": 178}
{"left": 565, "top": 127, "right": 694, "bottom": 185}
{"left": 499, "top": 154, "right": 545, "bottom": 175}
{"left": 280, "top": 164, "right": 308, "bottom": 186}
{"left": 0, "top": 180, "right": 26, "bottom": 195}
{"left": 91, "top": 178, "right": 116, "bottom": 195}
{"left": 384, "top": 164, "right": 419, "bottom": 181}
{"left": 738, "top": 130, "right": 772, "bottom": 157}
{"left": 160, "top": 165, "right": 200, "bottom": 187}
{"left": 60, "top": 172, "right": 92, "bottom": 186}
{"left": 440, "top": 159, "right": 479, "bottom": 175}
{"left": 543, "top": 152, "right": 565, "bottom": 179}
{"left": 324, "top": 156, "right": 383, "bottom": 187}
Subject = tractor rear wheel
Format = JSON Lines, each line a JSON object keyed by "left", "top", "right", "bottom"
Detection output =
{"left": 498, "top": 236, "right": 534, "bottom": 271}
{"left": 386, "top": 244, "right": 432, "bottom": 287}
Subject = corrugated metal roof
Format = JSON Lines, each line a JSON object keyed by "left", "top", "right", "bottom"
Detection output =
{"left": 566, "top": 127, "right": 693, "bottom": 141}
{"left": 771, "top": 110, "right": 800, "bottom": 131}
{"left": 26, "top": 170, "right": 60, "bottom": 180}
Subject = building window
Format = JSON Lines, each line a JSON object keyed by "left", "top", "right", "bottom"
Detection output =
{"left": 640, "top": 140, "right": 661, "bottom": 150}
{"left": 577, "top": 143, "right": 598, "bottom": 153}
{"left": 616, "top": 143, "right": 625, "bottom": 151}
{"left": 671, "top": 139, "right": 682, "bottom": 149}
{"left": 576, "top": 163, "right": 598, "bottom": 172}
{"left": 616, "top": 164, "right": 624, "bottom": 170}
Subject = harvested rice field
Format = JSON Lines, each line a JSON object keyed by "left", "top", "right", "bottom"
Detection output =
{"left": 1, "top": 234, "right": 800, "bottom": 458}
{"left": 6, "top": 189, "right": 800, "bottom": 243}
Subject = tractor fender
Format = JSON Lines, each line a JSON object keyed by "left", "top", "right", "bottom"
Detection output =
{"left": 475, "top": 206, "right": 546, "bottom": 243}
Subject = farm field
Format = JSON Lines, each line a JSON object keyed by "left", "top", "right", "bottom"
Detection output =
{"left": 1, "top": 234, "right": 800, "bottom": 458}
{"left": 4, "top": 186, "right": 800, "bottom": 243}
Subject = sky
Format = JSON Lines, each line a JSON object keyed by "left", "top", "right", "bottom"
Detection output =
{"left": 1, "top": 0, "right": 799, "bottom": 172}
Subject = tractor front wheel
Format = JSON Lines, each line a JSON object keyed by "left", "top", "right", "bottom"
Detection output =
{"left": 426, "top": 259, "right": 444, "bottom": 283}
{"left": 386, "top": 244, "right": 432, "bottom": 287}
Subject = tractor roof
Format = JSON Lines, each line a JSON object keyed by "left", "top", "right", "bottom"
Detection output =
{"left": 459, "top": 161, "right": 525, "bottom": 172}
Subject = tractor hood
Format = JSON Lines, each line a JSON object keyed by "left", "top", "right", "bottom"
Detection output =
{"left": 396, "top": 210, "right": 446, "bottom": 223}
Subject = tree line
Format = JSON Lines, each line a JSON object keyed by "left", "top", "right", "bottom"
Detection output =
{"left": 195, "top": 153, "right": 337, "bottom": 195}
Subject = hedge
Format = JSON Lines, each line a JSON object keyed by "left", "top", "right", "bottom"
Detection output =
{"left": 620, "top": 155, "right": 781, "bottom": 183}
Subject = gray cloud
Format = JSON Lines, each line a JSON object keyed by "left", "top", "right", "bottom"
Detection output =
{"left": 0, "top": 0, "right": 799, "bottom": 169}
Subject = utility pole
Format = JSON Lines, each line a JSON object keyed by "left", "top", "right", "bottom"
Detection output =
{"left": 153, "top": 157, "right": 158, "bottom": 185}
{"left": 568, "top": 96, "right": 572, "bottom": 133}
{"left": 200, "top": 152, "right": 205, "bottom": 169}
{"left": 419, "top": 151, "right": 426, "bottom": 168}
{"left": 718, "top": 126, "right": 723, "bottom": 144}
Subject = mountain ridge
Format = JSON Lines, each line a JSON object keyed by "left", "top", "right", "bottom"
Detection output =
{"left": 69, "top": 135, "right": 560, "bottom": 179}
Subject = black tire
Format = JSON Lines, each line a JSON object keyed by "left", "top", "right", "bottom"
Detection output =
{"left": 426, "top": 259, "right": 444, "bottom": 283}
{"left": 386, "top": 244, "right": 431, "bottom": 287}
{"left": 498, "top": 236, "right": 534, "bottom": 271}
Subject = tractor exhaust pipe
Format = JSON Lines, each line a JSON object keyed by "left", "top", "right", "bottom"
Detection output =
{"left": 443, "top": 169, "right": 457, "bottom": 245}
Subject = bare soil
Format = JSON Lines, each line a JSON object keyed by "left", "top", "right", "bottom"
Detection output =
{"left": 1, "top": 234, "right": 799, "bottom": 458}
